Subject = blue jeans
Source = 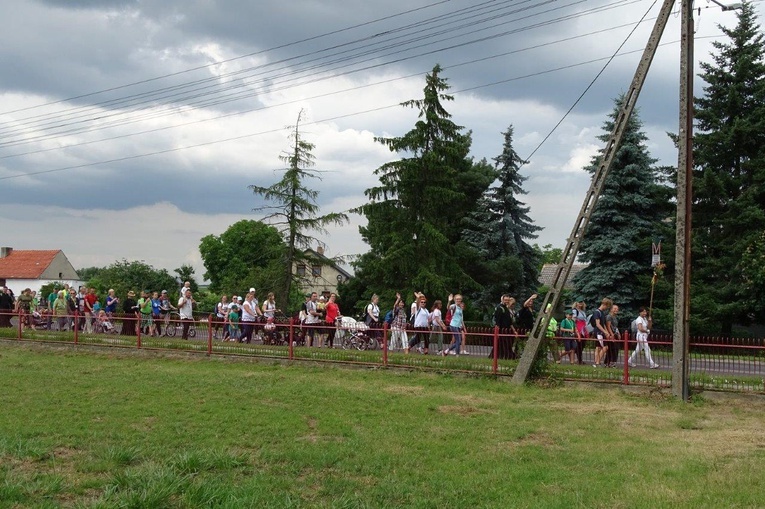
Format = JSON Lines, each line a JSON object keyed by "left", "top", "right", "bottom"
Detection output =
{"left": 446, "top": 326, "right": 462, "bottom": 354}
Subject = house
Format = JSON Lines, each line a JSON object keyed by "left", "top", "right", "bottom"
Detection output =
{"left": 0, "top": 247, "right": 82, "bottom": 296}
{"left": 293, "top": 246, "right": 352, "bottom": 297}
{"left": 538, "top": 263, "right": 588, "bottom": 291}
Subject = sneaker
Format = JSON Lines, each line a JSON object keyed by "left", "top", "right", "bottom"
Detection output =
{"left": 462, "top": 350, "right": 470, "bottom": 355}
{"left": 650, "top": 364, "right": 660, "bottom": 369}
{"left": 628, "top": 361, "right": 635, "bottom": 368}
{"left": 592, "top": 364, "right": 598, "bottom": 368}
{"left": 417, "top": 347, "right": 424, "bottom": 354}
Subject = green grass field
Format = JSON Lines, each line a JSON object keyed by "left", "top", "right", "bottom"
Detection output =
{"left": 1, "top": 343, "right": 764, "bottom": 508}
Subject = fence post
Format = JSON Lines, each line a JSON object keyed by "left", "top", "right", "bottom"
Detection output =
{"left": 207, "top": 314, "right": 213, "bottom": 356}
{"left": 493, "top": 326, "right": 499, "bottom": 374}
{"left": 136, "top": 313, "right": 142, "bottom": 349}
{"left": 17, "top": 309, "right": 22, "bottom": 340}
{"left": 73, "top": 311, "right": 79, "bottom": 345}
{"left": 288, "top": 319, "right": 294, "bottom": 360}
{"left": 623, "top": 330, "right": 629, "bottom": 385}
{"left": 382, "top": 322, "right": 388, "bottom": 367}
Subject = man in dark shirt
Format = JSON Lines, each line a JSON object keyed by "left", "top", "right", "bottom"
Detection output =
{"left": 0, "top": 287, "right": 14, "bottom": 328}
{"left": 517, "top": 293, "right": 538, "bottom": 331}
{"left": 493, "top": 294, "right": 517, "bottom": 359}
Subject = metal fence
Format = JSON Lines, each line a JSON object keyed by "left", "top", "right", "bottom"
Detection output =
{"left": 0, "top": 310, "right": 762, "bottom": 393}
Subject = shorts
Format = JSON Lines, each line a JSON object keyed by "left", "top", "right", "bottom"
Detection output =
{"left": 595, "top": 334, "right": 606, "bottom": 348}
{"left": 564, "top": 338, "right": 577, "bottom": 351}
{"left": 141, "top": 313, "right": 153, "bottom": 327}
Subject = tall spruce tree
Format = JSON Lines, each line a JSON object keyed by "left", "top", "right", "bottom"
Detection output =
{"left": 572, "top": 98, "right": 673, "bottom": 319}
{"left": 353, "top": 65, "right": 494, "bottom": 303}
{"left": 250, "top": 110, "right": 348, "bottom": 303}
{"left": 692, "top": 1, "right": 765, "bottom": 332}
{"left": 462, "top": 126, "right": 541, "bottom": 312}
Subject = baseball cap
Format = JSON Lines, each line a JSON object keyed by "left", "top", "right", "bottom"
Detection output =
{"left": 161, "top": 290, "right": 167, "bottom": 294}
{"left": 249, "top": 287, "right": 256, "bottom": 293}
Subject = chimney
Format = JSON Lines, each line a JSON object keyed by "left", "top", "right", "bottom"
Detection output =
{"left": 0, "top": 247, "right": 12, "bottom": 259}
{"left": 316, "top": 245, "right": 325, "bottom": 256}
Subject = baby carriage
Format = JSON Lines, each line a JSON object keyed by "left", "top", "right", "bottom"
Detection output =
{"left": 31, "top": 310, "right": 49, "bottom": 330}
{"left": 262, "top": 317, "right": 286, "bottom": 345}
{"left": 336, "top": 316, "right": 378, "bottom": 350}
{"left": 94, "top": 312, "right": 117, "bottom": 334}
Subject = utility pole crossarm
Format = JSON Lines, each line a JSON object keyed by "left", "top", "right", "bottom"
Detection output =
{"left": 511, "top": 0, "right": 677, "bottom": 384}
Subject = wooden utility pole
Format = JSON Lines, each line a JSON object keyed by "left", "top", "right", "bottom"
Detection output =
{"left": 511, "top": 0, "right": 677, "bottom": 384}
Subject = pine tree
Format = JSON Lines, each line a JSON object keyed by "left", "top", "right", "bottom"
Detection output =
{"left": 353, "top": 65, "right": 494, "bottom": 302}
{"left": 692, "top": 1, "right": 765, "bottom": 332}
{"left": 250, "top": 110, "right": 348, "bottom": 303}
{"left": 462, "top": 126, "right": 541, "bottom": 312}
{"left": 572, "top": 97, "right": 673, "bottom": 319}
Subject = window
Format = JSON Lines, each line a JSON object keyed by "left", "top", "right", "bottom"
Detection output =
{"left": 296, "top": 265, "right": 306, "bottom": 276}
{"left": 312, "top": 265, "right": 322, "bottom": 277}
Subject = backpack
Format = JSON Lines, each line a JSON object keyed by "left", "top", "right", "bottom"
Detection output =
{"left": 444, "top": 306, "right": 453, "bottom": 326}
{"left": 630, "top": 319, "right": 638, "bottom": 334}
{"left": 585, "top": 312, "right": 595, "bottom": 334}
{"left": 384, "top": 309, "right": 394, "bottom": 325}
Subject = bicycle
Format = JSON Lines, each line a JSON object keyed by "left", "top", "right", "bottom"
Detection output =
{"left": 164, "top": 312, "right": 196, "bottom": 338}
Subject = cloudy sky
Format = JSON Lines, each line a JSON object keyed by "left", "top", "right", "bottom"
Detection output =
{"left": 0, "top": 0, "right": 760, "bottom": 282}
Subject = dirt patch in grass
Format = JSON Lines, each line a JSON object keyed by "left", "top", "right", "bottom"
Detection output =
{"left": 383, "top": 385, "right": 426, "bottom": 395}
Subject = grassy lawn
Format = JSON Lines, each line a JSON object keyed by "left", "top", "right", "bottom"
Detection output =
{"left": 1, "top": 343, "right": 765, "bottom": 508}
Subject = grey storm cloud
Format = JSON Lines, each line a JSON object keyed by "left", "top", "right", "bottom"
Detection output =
{"left": 0, "top": 0, "right": 758, "bottom": 275}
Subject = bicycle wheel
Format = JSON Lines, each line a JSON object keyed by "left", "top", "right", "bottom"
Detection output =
{"left": 166, "top": 323, "right": 176, "bottom": 337}
{"left": 341, "top": 336, "right": 352, "bottom": 350}
{"left": 189, "top": 327, "right": 196, "bottom": 338}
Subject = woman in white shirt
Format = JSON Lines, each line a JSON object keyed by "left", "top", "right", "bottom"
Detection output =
{"left": 429, "top": 300, "right": 447, "bottom": 354}
{"left": 240, "top": 293, "right": 258, "bottom": 343}
{"left": 628, "top": 307, "right": 659, "bottom": 369}
{"left": 262, "top": 292, "right": 278, "bottom": 319}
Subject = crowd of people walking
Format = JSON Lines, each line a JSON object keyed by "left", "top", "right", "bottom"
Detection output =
{"left": 1, "top": 283, "right": 658, "bottom": 367}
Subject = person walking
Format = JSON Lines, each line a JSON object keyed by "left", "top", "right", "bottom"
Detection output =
{"left": 572, "top": 300, "right": 587, "bottom": 364}
{"left": 304, "top": 292, "right": 320, "bottom": 347}
{"left": 178, "top": 289, "right": 195, "bottom": 340}
{"left": 120, "top": 291, "right": 138, "bottom": 336}
{"left": 605, "top": 304, "right": 621, "bottom": 367}
{"left": 52, "top": 290, "right": 69, "bottom": 331}
{"left": 389, "top": 294, "right": 408, "bottom": 351}
{"left": 406, "top": 295, "right": 431, "bottom": 354}
{"left": 442, "top": 294, "right": 465, "bottom": 356}
{"left": 324, "top": 293, "right": 340, "bottom": 349}
{"left": 240, "top": 293, "right": 257, "bottom": 343}
{"left": 493, "top": 295, "right": 517, "bottom": 359}
{"left": 560, "top": 309, "right": 577, "bottom": 363}
{"left": 429, "top": 300, "right": 447, "bottom": 355}
{"left": 591, "top": 298, "right": 613, "bottom": 368}
{"left": 628, "top": 307, "right": 659, "bottom": 369}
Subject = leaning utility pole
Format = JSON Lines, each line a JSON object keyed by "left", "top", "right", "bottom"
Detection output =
{"left": 512, "top": 0, "right": 677, "bottom": 384}
{"left": 672, "top": 0, "right": 694, "bottom": 400}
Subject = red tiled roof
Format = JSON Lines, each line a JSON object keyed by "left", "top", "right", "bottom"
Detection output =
{"left": 0, "top": 250, "right": 60, "bottom": 279}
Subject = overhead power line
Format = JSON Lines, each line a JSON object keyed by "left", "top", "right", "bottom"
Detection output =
{"left": 0, "top": 0, "right": 638, "bottom": 148}
{"left": 0, "top": 18, "right": 662, "bottom": 162}
{"left": 0, "top": 0, "right": 456, "bottom": 116}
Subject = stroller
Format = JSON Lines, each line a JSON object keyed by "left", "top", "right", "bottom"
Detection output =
{"left": 94, "top": 311, "right": 117, "bottom": 334}
{"left": 31, "top": 310, "right": 50, "bottom": 330}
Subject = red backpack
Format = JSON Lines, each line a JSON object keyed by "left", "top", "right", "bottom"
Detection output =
{"left": 444, "top": 306, "right": 453, "bottom": 326}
